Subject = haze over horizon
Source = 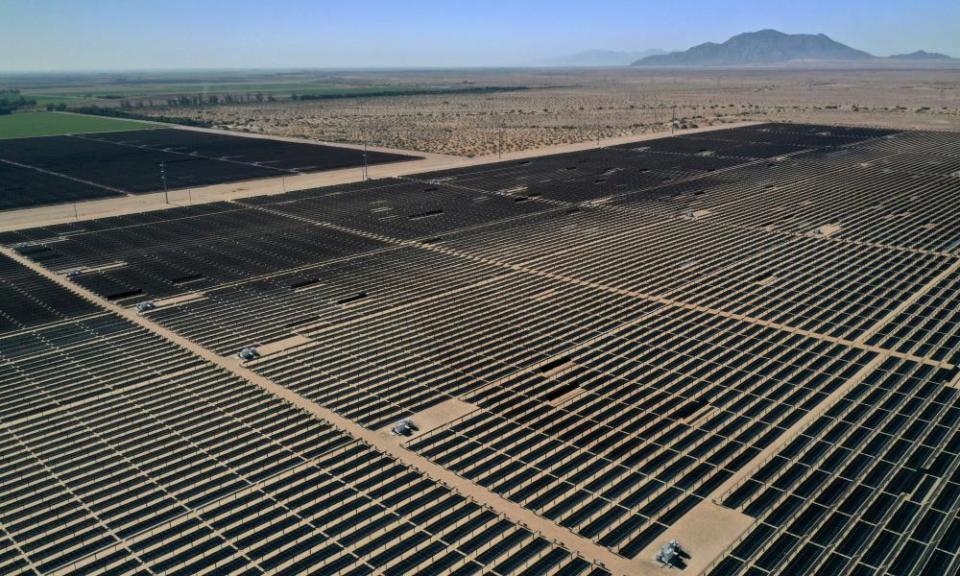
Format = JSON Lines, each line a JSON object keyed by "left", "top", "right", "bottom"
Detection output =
{"left": 1, "top": 0, "right": 959, "bottom": 71}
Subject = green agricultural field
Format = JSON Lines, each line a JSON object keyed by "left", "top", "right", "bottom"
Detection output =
{"left": 0, "top": 111, "right": 157, "bottom": 139}
{"left": 30, "top": 94, "right": 98, "bottom": 106}
{"left": 21, "top": 81, "right": 372, "bottom": 100}
{"left": 23, "top": 82, "right": 502, "bottom": 100}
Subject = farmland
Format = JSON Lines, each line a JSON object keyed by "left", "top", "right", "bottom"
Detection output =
{"left": 0, "top": 111, "right": 156, "bottom": 139}
{"left": 2, "top": 69, "right": 531, "bottom": 108}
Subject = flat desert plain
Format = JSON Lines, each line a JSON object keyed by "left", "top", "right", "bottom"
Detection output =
{"left": 128, "top": 68, "right": 960, "bottom": 157}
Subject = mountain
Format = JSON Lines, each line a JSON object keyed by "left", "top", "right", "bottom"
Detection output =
{"left": 546, "top": 49, "right": 666, "bottom": 67}
{"left": 633, "top": 29, "right": 873, "bottom": 66}
{"left": 888, "top": 50, "right": 954, "bottom": 60}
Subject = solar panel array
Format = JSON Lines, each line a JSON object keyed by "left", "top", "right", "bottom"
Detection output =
{"left": 0, "top": 129, "right": 418, "bottom": 209}
{"left": 714, "top": 359, "right": 960, "bottom": 576}
{"left": 0, "top": 253, "right": 606, "bottom": 576}
{"left": 5, "top": 122, "right": 960, "bottom": 575}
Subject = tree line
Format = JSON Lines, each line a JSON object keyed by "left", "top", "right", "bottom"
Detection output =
{"left": 120, "top": 93, "right": 277, "bottom": 109}
{"left": 0, "top": 89, "right": 37, "bottom": 115}
{"left": 72, "top": 105, "right": 214, "bottom": 128}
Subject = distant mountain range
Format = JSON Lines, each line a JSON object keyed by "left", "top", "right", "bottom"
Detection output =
{"left": 888, "top": 50, "right": 953, "bottom": 60}
{"left": 544, "top": 49, "right": 665, "bottom": 67}
{"left": 632, "top": 30, "right": 956, "bottom": 67}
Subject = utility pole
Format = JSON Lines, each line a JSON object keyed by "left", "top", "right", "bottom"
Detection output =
{"left": 359, "top": 99, "right": 368, "bottom": 181}
{"left": 498, "top": 119, "right": 504, "bottom": 160}
{"left": 363, "top": 141, "right": 369, "bottom": 181}
{"left": 596, "top": 105, "right": 601, "bottom": 148}
{"left": 159, "top": 161, "right": 169, "bottom": 204}
{"left": 671, "top": 105, "right": 677, "bottom": 135}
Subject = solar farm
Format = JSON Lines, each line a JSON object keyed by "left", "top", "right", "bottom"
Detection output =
{"left": 0, "top": 128, "right": 418, "bottom": 209}
{"left": 3, "top": 121, "right": 960, "bottom": 576}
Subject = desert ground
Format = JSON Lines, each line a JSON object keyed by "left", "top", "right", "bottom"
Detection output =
{"left": 119, "top": 69, "right": 960, "bottom": 157}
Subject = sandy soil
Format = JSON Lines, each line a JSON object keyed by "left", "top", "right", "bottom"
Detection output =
{"left": 128, "top": 69, "right": 960, "bottom": 157}
{"left": 636, "top": 500, "right": 754, "bottom": 574}
{"left": 391, "top": 397, "right": 478, "bottom": 440}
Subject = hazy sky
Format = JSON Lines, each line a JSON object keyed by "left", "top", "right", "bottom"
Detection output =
{"left": 2, "top": 0, "right": 958, "bottom": 71}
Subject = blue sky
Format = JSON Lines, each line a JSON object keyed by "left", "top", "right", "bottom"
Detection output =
{"left": 1, "top": 0, "right": 958, "bottom": 70}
